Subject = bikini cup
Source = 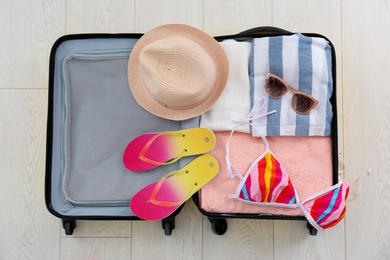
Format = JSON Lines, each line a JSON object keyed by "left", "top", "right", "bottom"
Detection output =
{"left": 237, "top": 151, "right": 297, "bottom": 205}
{"left": 302, "top": 180, "right": 349, "bottom": 229}
{"left": 226, "top": 98, "right": 350, "bottom": 230}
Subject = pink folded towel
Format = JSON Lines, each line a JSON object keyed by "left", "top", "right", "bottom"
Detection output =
{"left": 200, "top": 131, "right": 333, "bottom": 215}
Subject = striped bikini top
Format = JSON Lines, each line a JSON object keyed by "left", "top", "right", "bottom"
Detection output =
{"left": 226, "top": 98, "right": 349, "bottom": 231}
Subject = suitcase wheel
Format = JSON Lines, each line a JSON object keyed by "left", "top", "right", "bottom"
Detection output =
{"left": 307, "top": 222, "right": 318, "bottom": 236}
{"left": 162, "top": 217, "right": 175, "bottom": 236}
{"left": 62, "top": 219, "right": 77, "bottom": 236}
{"left": 210, "top": 218, "right": 227, "bottom": 235}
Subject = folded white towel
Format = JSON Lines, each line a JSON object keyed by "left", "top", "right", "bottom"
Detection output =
{"left": 200, "top": 40, "right": 252, "bottom": 133}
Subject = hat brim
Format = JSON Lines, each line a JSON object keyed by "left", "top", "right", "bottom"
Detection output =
{"left": 128, "top": 24, "right": 229, "bottom": 121}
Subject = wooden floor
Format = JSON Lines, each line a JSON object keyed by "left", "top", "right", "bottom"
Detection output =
{"left": 1, "top": 0, "right": 388, "bottom": 259}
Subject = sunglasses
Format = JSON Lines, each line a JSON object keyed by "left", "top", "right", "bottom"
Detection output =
{"left": 264, "top": 73, "right": 319, "bottom": 114}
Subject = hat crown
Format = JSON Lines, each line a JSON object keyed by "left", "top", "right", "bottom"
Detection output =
{"left": 138, "top": 37, "right": 217, "bottom": 109}
{"left": 128, "top": 24, "right": 229, "bottom": 120}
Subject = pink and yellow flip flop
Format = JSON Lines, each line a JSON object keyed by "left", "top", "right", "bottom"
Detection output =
{"left": 123, "top": 128, "right": 215, "bottom": 171}
{"left": 130, "top": 154, "right": 219, "bottom": 220}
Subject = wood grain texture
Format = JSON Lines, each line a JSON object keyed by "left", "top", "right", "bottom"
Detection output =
{"left": 273, "top": 0, "right": 341, "bottom": 36}
{"left": 66, "top": 0, "right": 135, "bottom": 33}
{"left": 202, "top": 218, "right": 273, "bottom": 260}
{"left": 342, "top": 0, "right": 390, "bottom": 259}
{"left": 134, "top": 0, "right": 203, "bottom": 32}
{"left": 274, "top": 220, "right": 345, "bottom": 260}
{"left": 0, "top": 0, "right": 65, "bottom": 88}
{"left": 60, "top": 238, "right": 131, "bottom": 259}
{"left": 203, "top": 0, "right": 272, "bottom": 35}
{"left": 131, "top": 201, "right": 203, "bottom": 260}
{"left": 0, "top": 89, "right": 59, "bottom": 259}
{"left": 61, "top": 220, "right": 132, "bottom": 238}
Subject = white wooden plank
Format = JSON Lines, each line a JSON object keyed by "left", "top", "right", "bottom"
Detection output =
{"left": 61, "top": 220, "right": 132, "bottom": 238}
{"left": 134, "top": 0, "right": 203, "bottom": 32}
{"left": 203, "top": 0, "right": 272, "bottom": 35}
{"left": 0, "top": 89, "right": 59, "bottom": 259}
{"left": 60, "top": 238, "right": 131, "bottom": 259}
{"left": 342, "top": 0, "right": 390, "bottom": 259}
{"left": 274, "top": 220, "right": 345, "bottom": 260}
{"left": 273, "top": 0, "right": 341, "bottom": 36}
{"left": 66, "top": 0, "right": 135, "bottom": 33}
{"left": 0, "top": 0, "right": 65, "bottom": 88}
{"left": 202, "top": 218, "right": 274, "bottom": 260}
{"left": 132, "top": 201, "right": 203, "bottom": 260}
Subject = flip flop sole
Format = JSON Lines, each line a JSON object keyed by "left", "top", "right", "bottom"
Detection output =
{"left": 130, "top": 181, "right": 181, "bottom": 220}
{"left": 123, "top": 128, "right": 215, "bottom": 171}
{"left": 123, "top": 133, "right": 167, "bottom": 171}
{"left": 130, "top": 154, "right": 219, "bottom": 220}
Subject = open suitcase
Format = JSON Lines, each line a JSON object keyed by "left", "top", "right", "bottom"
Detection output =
{"left": 44, "top": 33, "right": 199, "bottom": 236}
{"left": 192, "top": 27, "right": 340, "bottom": 236}
{"left": 45, "top": 26, "right": 340, "bottom": 237}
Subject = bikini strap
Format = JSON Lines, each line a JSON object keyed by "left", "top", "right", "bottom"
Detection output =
{"left": 337, "top": 152, "right": 372, "bottom": 201}
{"left": 346, "top": 169, "right": 372, "bottom": 201}
{"left": 226, "top": 97, "right": 276, "bottom": 179}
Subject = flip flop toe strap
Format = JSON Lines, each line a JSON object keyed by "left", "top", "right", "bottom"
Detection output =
{"left": 139, "top": 131, "right": 187, "bottom": 166}
{"left": 147, "top": 169, "right": 197, "bottom": 207}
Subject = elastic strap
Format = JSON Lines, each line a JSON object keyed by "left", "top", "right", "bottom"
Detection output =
{"left": 347, "top": 169, "right": 372, "bottom": 202}
{"left": 226, "top": 98, "right": 276, "bottom": 179}
{"left": 337, "top": 152, "right": 372, "bottom": 202}
{"left": 338, "top": 152, "right": 347, "bottom": 175}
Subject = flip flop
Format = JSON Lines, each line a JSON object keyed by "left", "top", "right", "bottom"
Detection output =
{"left": 130, "top": 154, "right": 219, "bottom": 220}
{"left": 123, "top": 127, "right": 215, "bottom": 171}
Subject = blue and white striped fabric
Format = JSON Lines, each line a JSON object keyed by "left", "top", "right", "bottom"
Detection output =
{"left": 249, "top": 34, "right": 333, "bottom": 136}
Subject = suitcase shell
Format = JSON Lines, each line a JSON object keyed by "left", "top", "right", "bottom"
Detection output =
{"left": 45, "top": 27, "right": 339, "bottom": 237}
{"left": 44, "top": 34, "right": 198, "bottom": 236}
{"left": 192, "top": 27, "right": 339, "bottom": 236}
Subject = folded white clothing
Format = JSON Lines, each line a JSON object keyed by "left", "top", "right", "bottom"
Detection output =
{"left": 200, "top": 40, "right": 252, "bottom": 133}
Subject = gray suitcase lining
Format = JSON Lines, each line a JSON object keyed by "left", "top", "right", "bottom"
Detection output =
{"left": 50, "top": 38, "right": 199, "bottom": 216}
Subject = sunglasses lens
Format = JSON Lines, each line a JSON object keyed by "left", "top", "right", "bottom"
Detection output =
{"left": 292, "top": 94, "right": 315, "bottom": 113}
{"left": 266, "top": 77, "right": 287, "bottom": 98}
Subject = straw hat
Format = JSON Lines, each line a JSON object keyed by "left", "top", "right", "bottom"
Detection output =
{"left": 128, "top": 24, "right": 229, "bottom": 121}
